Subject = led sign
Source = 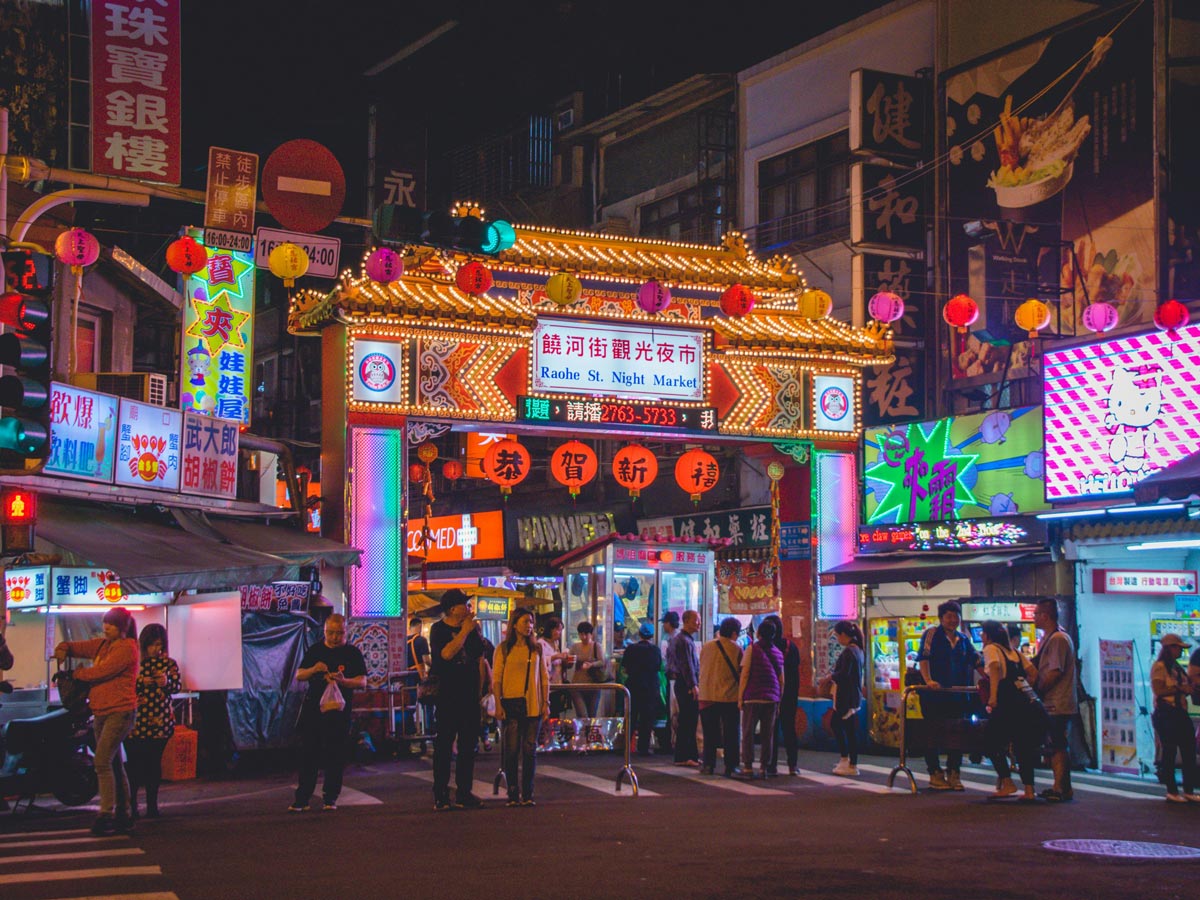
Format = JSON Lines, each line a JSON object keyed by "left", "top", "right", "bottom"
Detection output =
{"left": 407, "top": 510, "right": 504, "bottom": 563}
{"left": 857, "top": 518, "right": 1044, "bottom": 553}
{"left": 518, "top": 395, "right": 716, "bottom": 432}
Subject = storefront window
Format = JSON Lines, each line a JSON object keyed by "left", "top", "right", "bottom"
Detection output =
{"left": 660, "top": 571, "right": 704, "bottom": 633}
{"left": 612, "top": 568, "right": 656, "bottom": 651}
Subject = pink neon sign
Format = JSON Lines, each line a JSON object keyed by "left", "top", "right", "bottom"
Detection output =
{"left": 1043, "top": 323, "right": 1200, "bottom": 500}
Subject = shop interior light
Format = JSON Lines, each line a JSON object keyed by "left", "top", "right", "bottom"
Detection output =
{"left": 1036, "top": 508, "right": 1105, "bottom": 520}
{"left": 1107, "top": 503, "right": 1185, "bottom": 515}
{"left": 42, "top": 605, "right": 146, "bottom": 614}
{"left": 612, "top": 566, "right": 655, "bottom": 575}
{"left": 1126, "top": 539, "right": 1200, "bottom": 552}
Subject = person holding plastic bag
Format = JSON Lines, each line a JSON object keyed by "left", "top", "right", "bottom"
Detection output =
{"left": 493, "top": 608, "right": 549, "bottom": 806}
{"left": 289, "top": 614, "right": 367, "bottom": 812}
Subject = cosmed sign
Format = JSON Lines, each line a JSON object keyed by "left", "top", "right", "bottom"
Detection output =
{"left": 531, "top": 317, "right": 705, "bottom": 402}
{"left": 1043, "top": 323, "right": 1200, "bottom": 500}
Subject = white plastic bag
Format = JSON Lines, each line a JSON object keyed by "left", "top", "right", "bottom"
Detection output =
{"left": 320, "top": 680, "right": 346, "bottom": 714}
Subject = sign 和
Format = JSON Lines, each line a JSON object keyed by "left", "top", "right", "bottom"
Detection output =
{"left": 180, "top": 411, "right": 239, "bottom": 499}
{"left": 851, "top": 163, "right": 925, "bottom": 251}
{"left": 91, "top": 0, "right": 182, "bottom": 185}
{"left": 204, "top": 147, "right": 258, "bottom": 235}
{"left": 116, "top": 399, "right": 182, "bottom": 491}
{"left": 45, "top": 383, "right": 119, "bottom": 483}
{"left": 673, "top": 507, "right": 771, "bottom": 548}
{"left": 850, "top": 69, "right": 929, "bottom": 161}
{"left": 1092, "top": 569, "right": 1199, "bottom": 596}
{"left": 532, "top": 317, "right": 705, "bottom": 402}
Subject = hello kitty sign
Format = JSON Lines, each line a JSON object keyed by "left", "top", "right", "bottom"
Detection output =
{"left": 1043, "top": 323, "right": 1200, "bottom": 500}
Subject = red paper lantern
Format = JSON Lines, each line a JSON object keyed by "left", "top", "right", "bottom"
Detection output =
{"left": 416, "top": 442, "right": 438, "bottom": 464}
{"left": 483, "top": 438, "right": 530, "bottom": 496}
{"left": 166, "top": 236, "right": 209, "bottom": 275}
{"left": 1154, "top": 299, "right": 1189, "bottom": 340}
{"left": 442, "top": 459, "right": 464, "bottom": 481}
{"left": 408, "top": 463, "right": 428, "bottom": 483}
{"left": 720, "top": 283, "right": 756, "bottom": 317}
{"left": 674, "top": 448, "right": 719, "bottom": 504}
{"left": 549, "top": 440, "right": 598, "bottom": 498}
{"left": 612, "top": 444, "right": 658, "bottom": 498}
{"left": 942, "top": 294, "right": 979, "bottom": 333}
{"left": 455, "top": 261, "right": 493, "bottom": 295}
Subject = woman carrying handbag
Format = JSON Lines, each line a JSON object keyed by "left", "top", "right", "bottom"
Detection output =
{"left": 980, "top": 620, "right": 1046, "bottom": 801}
{"left": 493, "top": 609, "right": 549, "bottom": 807}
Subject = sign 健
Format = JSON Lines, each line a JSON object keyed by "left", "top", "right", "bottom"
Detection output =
{"left": 254, "top": 227, "right": 341, "bottom": 280}
{"left": 531, "top": 317, "right": 705, "bottom": 402}
{"left": 204, "top": 147, "right": 258, "bottom": 234}
{"left": 780, "top": 522, "right": 812, "bottom": 560}
{"left": 1092, "top": 569, "right": 1199, "bottom": 596}
{"left": 91, "top": 0, "right": 182, "bottom": 185}
{"left": 179, "top": 411, "right": 240, "bottom": 499}
{"left": 115, "top": 399, "right": 182, "bottom": 491}
{"left": 407, "top": 510, "right": 504, "bottom": 563}
{"left": 812, "top": 375, "right": 857, "bottom": 433}
{"left": 850, "top": 69, "right": 930, "bottom": 161}
{"left": 673, "top": 507, "right": 771, "bottom": 547}
{"left": 351, "top": 338, "right": 406, "bottom": 406}
{"left": 4, "top": 567, "right": 50, "bottom": 609}
{"left": 45, "top": 383, "right": 119, "bottom": 483}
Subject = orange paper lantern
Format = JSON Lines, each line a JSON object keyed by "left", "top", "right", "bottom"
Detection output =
{"left": 675, "top": 448, "right": 719, "bottom": 504}
{"left": 416, "top": 442, "right": 438, "bottom": 464}
{"left": 612, "top": 444, "right": 658, "bottom": 498}
{"left": 483, "top": 438, "right": 530, "bottom": 496}
{"left": 549, "top": 440, "right": 598, "bottom": 498}
{"left": 442, "top": 459, "right": 464, "bottom": 481}
{"left": 408, "top": 463, "right": 428, "bottom": 483}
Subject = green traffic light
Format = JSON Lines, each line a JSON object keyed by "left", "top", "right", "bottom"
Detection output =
{"left": 0, "top": 417, "right": 46, "bottom": 455}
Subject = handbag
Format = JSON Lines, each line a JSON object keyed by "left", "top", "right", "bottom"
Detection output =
{"left": 584, "top": 642, "right": 607, "bottom": 683}
{"left": 500, "top": 645, "right": 534, "bottom": 718}
{"left": 53, "top": 660, "right": 91, "bottom": 717}
{"left": 320, "top": 680, "right": 346, "bottom": 714}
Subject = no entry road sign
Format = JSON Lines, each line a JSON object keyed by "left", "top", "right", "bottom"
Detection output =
{"left": 262, "top": 139, "right": 346, "bottom": 234}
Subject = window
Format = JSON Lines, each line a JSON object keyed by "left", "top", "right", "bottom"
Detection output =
{"left": 74, "top": 316, "right": 98, "bottom": 374}
{"left": 755, "top": 131, "right": 851, "bottom": 251}
{"left": 640, "top": 182, "right": 726, "bottom": 244}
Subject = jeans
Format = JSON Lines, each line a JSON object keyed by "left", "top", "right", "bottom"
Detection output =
{"left": 740, "top": 703, "right": 777, "bottom": 772}
{"left": 294, "top": 709, "right": 351, "bottom": 805}
{"left": 432, "top": 693, "right": 480, "bottom": 802}
{"left": 673, "top": 685, "right": 700, "bottom": 763}
{"left": 770, "top": 692, "right": 799, "bottom": 771}
{"left": 700, "top": 702, "right": 739, "bottom": 773}
{"left": 93, "top": 710, "right": 136, "bottom": 816}
{"left": 124, "top": 737, "right": 168, "bottom": 813}
{"left": 1153, "top": 706, "right": 1198, "bottom": 794}
{"left": 502, "top": 715, "right": 540, "bottom": 800}
{"left": 831, "top": 709, "right": 859, "bottom": 765}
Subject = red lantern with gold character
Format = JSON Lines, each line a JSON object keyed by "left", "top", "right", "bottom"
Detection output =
{"left": 484, "top": 438, "right": 530, "bottom": 497}
{"left": 942, "top": 294, "right": 979, "bottom": 333}
{"left": 550, "top": 440, "right": 598, "bottom": 498}
{"left": 409, "top": 463, "right": 428, "bottom": 483}
{"left": 416, "top": 442, "right": 438, "bottom": 464}
{"left": 612, "top": 444, "right": 658, "bottom": 499}
{"left": 166, "top": 236, "right": 208, "bottom": 275}
{"left": 455, "top": 261, "right": 493, "bottom": 295}
{"left": 442, "top": 459, "right": 464, "bottom": 482}
{"left": 675, "top": 448, "right": 719, "bottom": 504}
{"left": 720, "top": 284, "right": 756, "bottom": 317}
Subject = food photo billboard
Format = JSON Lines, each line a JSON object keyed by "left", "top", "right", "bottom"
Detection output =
{"left": 943, "top": 3, "right": 1154, "bottom": 380}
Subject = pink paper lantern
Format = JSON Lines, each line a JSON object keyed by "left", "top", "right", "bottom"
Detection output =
{"left": 365, "top": 247, "right": 402, "bottom": 284}
{"left": 637, "top": 280, "right": 671, "bottom": 314}
{"left": 54, "top": 228, "right": 100, "bottom": 270}
{"left": 868, "top": 291, "right": 905, "bottom": 324}
{"left": 1080, "top": 302, "right": 1119, "bottom": 334}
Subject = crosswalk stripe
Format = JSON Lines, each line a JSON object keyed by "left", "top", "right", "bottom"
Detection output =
{"left": 855, "top": 763, "right": 1158, "bottom": 800}
{"left": 44, "top": 895, "right": 178, "bottom": 900}
{"left": 792, "top": 771, "right": 903, "bottom": 794}
{"left": 0, "top": 848, "right": 145, "bottom": 865}
{"left": 536, "top": 765, "right": 661, "bottom": 797}
{"left": 0, "top": 865, "right": 161, "bottom": 886}
{"left": 0, "top": 836, "right": 130, "bottom": 850}
{"left": 336, "top": 786, "right": 383, "bottom": 806}
{"left": 642, "top": 764, "right": 790, "bottom": 795}
{"left": 0, "top": 828, "right": 93, "bottom": 841}
{"left": 957, "top": 765, "right": 1158, "bottom": 800}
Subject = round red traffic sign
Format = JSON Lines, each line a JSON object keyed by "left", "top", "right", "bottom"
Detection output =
{"left": 262, "top": 139, "right": 346, "bottom": 234}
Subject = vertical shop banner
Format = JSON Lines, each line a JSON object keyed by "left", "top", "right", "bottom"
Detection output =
{"left": 179, "top": 411, "right": 239, "bottom": 499}
{"left": 44, "top": 383, "right": 119, "bottom": 483}
{"left": 855, "top": 253, "right": 927, "bottom": 425}
{"left": 204, "top": 147, "right": 259, "bottom": 237}
{"left": 850, "top": 69, "right": 930, "bottom": 161}
{"left": 115, "top": 399, "right": 182, "bottom": 491}
{"left": 815, "top": 452, "right": 857, "bottom": 620}
{"left": 1098, "top": 639, "right": 1137, "bottom": 775}
{"left": 90, "top": 0, "right": 182, "bottom": 184}
{"left": 944, "top": 2, "right": 1154, "bottom": 380}
{"left": 182, "top": 235, "right": 255, "bottom": 425}
{"left": 850, "top": 163, "right": 926, "bottom": 251}
{"left": 864, "top": 406, "right": 1046, "bottom": 524}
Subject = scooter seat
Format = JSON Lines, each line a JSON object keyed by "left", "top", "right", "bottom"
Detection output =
{"left": 2, "top": 708, "right": 72, "bottom": 753}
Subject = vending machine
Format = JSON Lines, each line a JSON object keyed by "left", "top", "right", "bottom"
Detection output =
{"left": 866, "top": 616, "right": 929, "bottom": 747}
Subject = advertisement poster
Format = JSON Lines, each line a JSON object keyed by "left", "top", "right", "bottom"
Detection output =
{"left": 116, "top": 399, "right": 182, "bottom": 491}
{"left": 182, "top": 234, "right": 255, "bottom": 425}
{"left": 812, "top": 375, "right": 858, "bottom": 434}
{"left": 716, "top": 559, "right": 778, "bottom": 615}
{"left": 944, "top": 3, "right": 1154, "bottom": 378}
{"left": 1098, "top": 639, "right": 1137, "bottom": 775}
{"left": 179, "top": 411, "right": 240, "bottom": 499}
{"left": 1043, "top": 322, "right": 1200, "bottom": 500}
{"left": 351, "top": 338, "right": 406, "bottom": 406}
{"left": 864, "top": 406, "right": 1047, "bottom": 524}
{"left": 45, "top": 383, "right": 119, "bottom": 483}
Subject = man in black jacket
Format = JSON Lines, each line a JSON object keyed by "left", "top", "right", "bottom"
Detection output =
{"left": 622, "top": 624, "right": 663, "bottom": 756}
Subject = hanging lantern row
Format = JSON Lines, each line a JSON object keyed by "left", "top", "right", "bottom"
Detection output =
{"left": 868, "top": 291, "right": 905, "bottom": 324}
{"left": 1155, "top": 298, "right": 1189, "bottom": 341}
{"left": 674, "top": 447, "right": 719, "bottom": 505}
{"left": 267, "top": 241, "right": 310, "bottom": 287}
{"left": 55, "top": 228, "right": 100, "bottom": 275}
{"left": 166, "top": 235, "right": 208, "bottom": 276}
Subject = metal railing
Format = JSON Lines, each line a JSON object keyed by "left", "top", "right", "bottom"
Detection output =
{"left": 888, "top": 685, "right": 982, "bottom": 794}
{"left": 491, "top": 682, "right": 640, "bottom": 797}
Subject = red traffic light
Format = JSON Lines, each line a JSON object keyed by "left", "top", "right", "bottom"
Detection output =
{"left": 0, "top": 489, "right": 36, "bottom": 525}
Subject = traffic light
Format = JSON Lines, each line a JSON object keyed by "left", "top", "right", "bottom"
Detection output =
{"left": 372, "top": 205, "right": 516, "bottom": 256}
{"left": 0, "top": 487, "right": 37, "bottom": 555}
{"left": 0, "top": 250, "right": 54, "bottom": 465}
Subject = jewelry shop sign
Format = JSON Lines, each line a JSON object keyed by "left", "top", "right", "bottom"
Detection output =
{"left": 532, "top": 317, "right": 705, "bottom": 402}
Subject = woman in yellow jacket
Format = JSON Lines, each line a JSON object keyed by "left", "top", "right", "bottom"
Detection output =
{"left": 493, "top": 608, "right": 549, "bottom": 807}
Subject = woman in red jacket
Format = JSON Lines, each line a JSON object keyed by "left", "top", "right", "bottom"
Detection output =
{"left": 56, "top": 607, "right": 140, "bottom": 835}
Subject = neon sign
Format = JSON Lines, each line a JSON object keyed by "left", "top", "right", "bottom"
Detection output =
{"left": 858, "top": 518, "right": 1043, "bottom": 553}
{"left": 518, "top": 395, "right": 717, "bottom": 432}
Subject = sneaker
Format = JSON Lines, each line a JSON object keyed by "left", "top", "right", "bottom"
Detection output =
{"left": 286, "top": 803, "right": 310, "bottom": 813}
{"left": 928, "top": 770, "right": 952, "bottom": 791}
{"left": 520, "top": 798, "right": 536, "bottom": 807}
{"left": 832, "top": 759, "right": 856, "bottom": 777}
{"left": 788, "top": 767, "right": 801, "bottom": 777}
{"left": 434, "top": 799, "right": 453, "bottom": 812}
{"left": 1166, "top": 792, "right": 1188, "bottom": 803}
{"left": 506, "top": 797, "right": 520, "bottom": 807}
{"left": 947, "top": 770, "right": 965, "bottom": 791}
{"left": 90, "top": 815, "right": 116, "bottom": 836}
{"left": 454, "top": 794, "right": 484, "bottom": 809}
{"left": 1183, "top": 794, "right": 1200, "bottom": 803}
{"left": 989, "top": 778, "right": 1018, "bottom": 800}
{"left": 322, "top": 802, "right": 337, "bottom": 811}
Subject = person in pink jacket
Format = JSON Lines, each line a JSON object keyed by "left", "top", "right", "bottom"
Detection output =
{"left": 56, "top": 607, "right": 140, "bottom": 835}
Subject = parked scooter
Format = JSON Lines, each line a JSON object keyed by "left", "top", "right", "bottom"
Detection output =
{"left": 0, "top": 679, "right": 97, "bottom": 812}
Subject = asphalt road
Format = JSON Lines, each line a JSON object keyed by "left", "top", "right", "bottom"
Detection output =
{"left": 1, "top": 748, "right": 1197, "bottom": 900}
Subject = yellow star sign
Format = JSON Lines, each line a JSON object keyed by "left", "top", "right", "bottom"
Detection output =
{"left": 185, "top": 290, "right": 251, "bottom": 354}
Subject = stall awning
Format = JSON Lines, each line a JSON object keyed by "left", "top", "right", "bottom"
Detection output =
{"left": 35, "top": 501, "right": 298, "bottom": 595}
{"left": 202, "top": 516, "right": 361, "bottom": 568}
{"left": 819, "top": 551, "right": 1038, "bottom": 586}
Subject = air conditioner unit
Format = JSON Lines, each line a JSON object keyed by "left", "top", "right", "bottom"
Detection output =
{"left": 70, "top": 372, "right": 169, "bottom": 407}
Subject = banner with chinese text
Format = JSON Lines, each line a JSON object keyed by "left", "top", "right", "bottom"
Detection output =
{"left": 204, "top": 147, "right": 258, "bottom": 234}
{"left": 673, "top": 506, "right": 770, "bottom": 547}
{"left": 90, "top": 0, "right": 182, "bottom": 184}
{"left": 45, "top": 383, "right": 119, "bottom": 483}
{"left": 717, "top": 559, "right": 779, "bottom": 615}
{"left": 180, "top": 411, "right": 240, "bottom": 499}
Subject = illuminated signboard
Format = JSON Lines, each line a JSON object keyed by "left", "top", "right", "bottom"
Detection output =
{"left": 51, "top": 568, "right": 124, "bottom": 605}
{"left": 857, "top": 518, "right": 1045, "bottom": 553}
{"left": 351, "top": 338, "right": 406, "bottom": 405}
{"left": 518, "top": 396, "right": 717, "bottom": 433}
{"left": 116, "top": 399, "right": 183, "bottom": 491}
{"left": 812, "top": 375, "right": 857, "bottom": 433}
{"left": 961, "top": 601, "right": 1037, "bottom": 622}
{"left": 180, "top": 411, "right": 240, "bottom": 499}
{"left": 407, "top": 510, "right": 504, "bottom": 563}
{"left": 531, "top": 317, "right": 705, "bottom": 402}
{"left": 1092, "top": 569, "right": 1198, "bottom": 595}
{"left": 45, "top": 383, "right": 119, "bottom": 483}
{"left": 182, "top": 234, "right": 255, "bottom": 425}
{"left": 474, "top": 597, "right": 510, "bottom": 621}
{"left": 1043, "top": 323, "right": 1200, "bottom": 500}
{"left": 815, "top": 451, "right": 858, "bottom": 620}
{"left": 4, "top": 567, "right": 50, "bottom": 609}
{"left": 864, "top": 406, "right": 1047, "bottom": 525}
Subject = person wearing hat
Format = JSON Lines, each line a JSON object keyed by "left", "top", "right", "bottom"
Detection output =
{"left": 621, "top": 624, "right": 663, "bottom": 756}
{"left": 1150, "top": 633, "right": 1199, "bottom": 802}
{"left": 429, "top": 589, "right": 487, "bottom": 811}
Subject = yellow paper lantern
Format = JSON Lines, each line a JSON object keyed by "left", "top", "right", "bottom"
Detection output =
{"left": 798, "top": 288, "right": 832, "bottom": 320}
{"left": 545, "top": 272, "right": 583, "bottom": 306}
{"left": 268, "top": 242, "right": 310, "bottom": 287}
{"left": 1014, "top": 298, "right": 1051, "bottom": 339}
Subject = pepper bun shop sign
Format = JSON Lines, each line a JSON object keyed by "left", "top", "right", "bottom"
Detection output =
{"left": 1092, "top": 569, "right": 1198, "bottom": 596}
